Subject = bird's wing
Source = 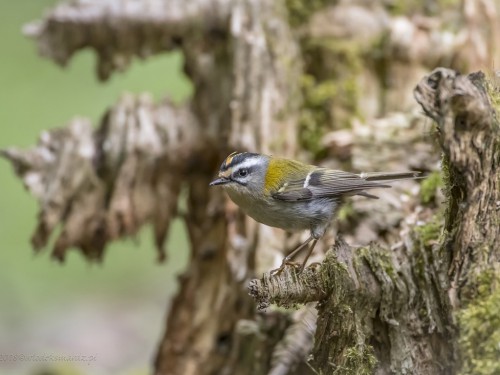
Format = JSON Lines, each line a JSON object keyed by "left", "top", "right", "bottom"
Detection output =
{"left": 271, "top": 169, "right": 391, "bottom": 202}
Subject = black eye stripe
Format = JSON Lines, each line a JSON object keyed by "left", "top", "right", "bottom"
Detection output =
{"left": 233, "top": 166, "right": 253, "bottom": 177}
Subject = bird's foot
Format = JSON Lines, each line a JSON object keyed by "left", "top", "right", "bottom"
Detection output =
{"left": 270, "top": 260, "right": 303, "bottom": 276}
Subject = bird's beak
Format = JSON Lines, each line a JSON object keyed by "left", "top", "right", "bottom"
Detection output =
{"left": 209, "top": 177, "right": 230, "bottom": 186}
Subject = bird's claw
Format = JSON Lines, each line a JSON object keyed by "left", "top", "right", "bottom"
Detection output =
{"left": 270, "top": 260, "right": 303, "bottom": 276}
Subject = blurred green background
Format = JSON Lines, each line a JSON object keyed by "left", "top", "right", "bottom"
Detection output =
{"left": 0, "top": 1, "right": 192, "bottom": 374}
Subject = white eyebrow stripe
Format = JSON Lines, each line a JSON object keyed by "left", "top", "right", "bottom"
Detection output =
{"left": 303, "top": 171, "right": 312, "bottom": 188}
{"left": 232, "top": 158, "right": 260, "bottom": 171}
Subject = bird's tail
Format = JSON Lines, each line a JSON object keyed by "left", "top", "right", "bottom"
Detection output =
{"left": 360, "top": 171, "right": 423, "bottom": 182}
{"left": 355, "top": 171, "right": 424, "bottom": 199}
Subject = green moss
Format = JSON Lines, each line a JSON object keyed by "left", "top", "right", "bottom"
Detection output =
{"left": 439, "top": 152, "right": 461, "bottom": 233}
{"left": 411, "top": 215, "right": 445, "bottom": 327}
{"left": 475, "top": 269, "right": 496, "bottom": 298}
{"left": 284, "top": 0, "right": 335, "bottom": 27}
{"left": 304, "top": 38, "right": 363, "bottom": 79}
{"left": 419, "top": 171, "right": 443, "bottom": 205}
{"left": 359, "top": 245, "right": 396, "bottom": 280}
{"left": 386, "top": 0, "right": 459, "bottom": 16}
{"left": 299, "top": 38, "right": 363, "bottom": 157}
{"left": 485, "top": 73, "right": 500, "bottom": 134}
{"left": 413, "top": 214, "right": 443, "bottom": 284}
{"left": 457, "top": 270, "right": 500, "bottom": 375}
{"left": 415, "top": 216, "right": 442, "bottom": 246}
{"left": 320, "top": 250, "right": 349, "bottom": 284}
{"left": 487, "top": 80, "right": 500, "bottom": 112}
{"left": 337, "top": 202, "right": 355, "bottom": 223}
{"left": 386, "top": 0, "right": 425, "bottom": 15}
{"left": 299, "top": 74, "right": 337, "bottom": 156}
{"left": 341, "top": 346, "right": 378, "bottom": 375}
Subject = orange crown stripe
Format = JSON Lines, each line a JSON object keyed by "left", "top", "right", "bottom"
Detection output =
{"left": 223, "top": 151, "right": 239, "bottom": 168}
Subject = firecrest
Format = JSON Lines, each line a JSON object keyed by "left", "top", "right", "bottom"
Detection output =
{"left": 209, "top": 152, "right": 420, "bottom": 274}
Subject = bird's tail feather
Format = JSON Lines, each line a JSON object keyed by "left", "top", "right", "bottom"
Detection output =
{"left": 360, "top": 171, "right": 423, "bottom": 182}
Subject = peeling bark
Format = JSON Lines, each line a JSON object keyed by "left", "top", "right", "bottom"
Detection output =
{"left": 24, "top": 0, "right": 233, "bottom": 80}
{"left": 1, "top": 96, "right": 200, "bottom": 261}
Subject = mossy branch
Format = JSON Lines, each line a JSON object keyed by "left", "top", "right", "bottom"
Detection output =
{"left": 249, "top": 234, "right": 453, "bottom": 373}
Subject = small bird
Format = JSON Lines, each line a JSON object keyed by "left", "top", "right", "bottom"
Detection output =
{"left": 210, "top": 152, "right": 420, "bottom": 274}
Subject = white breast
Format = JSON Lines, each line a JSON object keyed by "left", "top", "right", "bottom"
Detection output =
{"left": 226, "top": 188, "right": 336, "bottom": 235}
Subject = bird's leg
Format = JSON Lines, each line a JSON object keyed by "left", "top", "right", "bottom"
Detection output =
{"left": 271, "top": 236, "right": 314, "bottom": 275}
{"left": 299, "top": 238, "right": 318, "bottom": 271}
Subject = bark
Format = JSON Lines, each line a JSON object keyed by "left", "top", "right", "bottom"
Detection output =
{"left": 414, "top": 69, "right": 500, "bottom": 301}
{"left": 3, "top": 0, "right": 500, "bottom": 374}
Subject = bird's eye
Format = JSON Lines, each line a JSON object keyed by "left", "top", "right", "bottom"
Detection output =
{"left": 238, "top": 168, "right": 248, "bottom": 177}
